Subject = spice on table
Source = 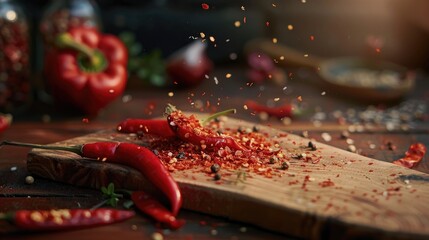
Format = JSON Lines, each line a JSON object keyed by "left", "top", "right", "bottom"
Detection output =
{"left": 244, "top": 100, "right": 299, "bottom": 119}
{"left": 165, "top": 104, "right": 247, "bottom": 151}
{"left": 0, "top": 208, "right": 134, "bottom": 231}
{"left": 117, "top": 119, "right": 175, "bottom": 138}
{"left": 25, "top": 175, "right": 34, "bottom": 185}
{"left": 0, "top": 141, "right": 182, "bottom": 216}
{"left": 214, "top": 173, "right": 221, "bottom": 181}
{"left": 44, "top": 27, "right": 128, "bottom": 116}
{"left": 210, "top": 163, "right": 220, "bottom": 173}
{"left": 131, "top": 191, "right": 185, "bottom": 230}
{"left": 393, "top": 143, "right": 426, "bottom": 169}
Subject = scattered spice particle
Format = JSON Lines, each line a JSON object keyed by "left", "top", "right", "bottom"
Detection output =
{"left": 200, "top": 32, "right": 206, "bottom": 38}
{"left": 272, "top": 38, "right": 278, "bottom": 43}
{"left": 234, "top": 21, "right": 241, "bottom": 27}
{"left": 266, "top": 21, "right": 270, "bottom": 27}
{"left": 10, "top": 166, "right": 17, "bottom": 171}
{"left": 241, "top": 6, "right": 245, "bottom": 11}
{"left": 243, "top": 17, "right": 247, "bottom": 23}
{"left": 151, "top": 232, "right": 164, "bottom": 240}
{"left": 274, "top": 97, "right": 280, "bottom": 102}
{"left": 201, "top": 3, "right": 209, "bottom": 10}
{"left": 210, "top": 163, "right": 220, "bottom": 173}
{"left": 226, "top": 73, "right": 232, "bottom": 78}
{"left": 82, "top": 118, "right": 89, "bottom": 123}
{"left": 297, "top": 96, "right": 302, "bottom": 102}
{"left": 209, "top": 36, "right": 215, "bottom": 42}
{"left": 310, "top": 35, "right": 315, "bottom": 41}
{"left": 287, "top": 25, "right": 293, "bottom": 30}
{"left": 25, "top": 175, "right": 34, "bottom": 184}
{"left": 168, "top": 92, "right": 174, "bottom": 97}
{"left": 214, "top": 173, "right": 221, "bottom": 181}
{"left": 280, "top": 56, "right": 285, "bottom": 60}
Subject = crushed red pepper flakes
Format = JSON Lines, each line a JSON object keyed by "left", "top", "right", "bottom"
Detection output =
{"left": 201, "top": 3, "right": 209, "bottom": 10}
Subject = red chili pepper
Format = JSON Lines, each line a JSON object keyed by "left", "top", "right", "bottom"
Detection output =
{"left": 117, "top": 119, "right": 175, "bottom": 138}
{"left": 393, "top": 143, "right": 426, "bottom": 169}
{"left": 166, "top": 41, "right": 212, "bottom": 87}
{"left": 44, "top": 27, "right": 128, "bottom": 115}
{"left": 245, "top": 100, "right": 296, "bottom": 119}
{"left": 0, "top": 141, "right": 182, "bottom": 216}
{"left": 0, "top": 113, "right": 12, "bottom": 133}
{"left": 131, "top": 191, "right": 185, "bottom": 230}
{"left": 0, "top": 208, "right": 134, "bottom": 231}
{"left": 165, "top": 104, "right": 247, "bottom": 151}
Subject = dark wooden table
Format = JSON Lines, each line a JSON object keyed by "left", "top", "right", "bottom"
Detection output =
{"left": 1, "top": 66, "right": 428, "bottom": 239}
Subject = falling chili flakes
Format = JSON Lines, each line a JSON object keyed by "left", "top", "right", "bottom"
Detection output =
{"left": 287, "top": 25, "right": 294, "bottom": 30}
{"left": 266, "top": 21, "right": 270, "bottom": 27}
{"left": 310, "top": 35, "right": 315, "bottom": 41}
{"left": 234, "top": 21, "right": 241, "bottom": 27}
{"left": 393, "top": 143, "right": 426, "bottom": 169}
{"left": 201, "top": 3, "right": 210, "bottom": 10}
{"left": 319, "top": 179, "right": 335, "bottom": 187}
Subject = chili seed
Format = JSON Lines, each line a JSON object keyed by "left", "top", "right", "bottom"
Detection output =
{"left": 151, "top": 232, "right": 164, "bottom": 240}
{"left": 214, "top": 173, "right": 221, "bottom": 180}
{"left": 25, "top": 175, "right": 34, "bottom": 184}
{"left": 210, "top": 163, "right": 220, "bottom": 173}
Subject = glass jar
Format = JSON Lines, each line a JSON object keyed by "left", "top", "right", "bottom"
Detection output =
{"left": 0, "top": 0, "right": 31, "bottom": 113}
{"left": 39, "top": 0, "right": 101, "bottom": 50}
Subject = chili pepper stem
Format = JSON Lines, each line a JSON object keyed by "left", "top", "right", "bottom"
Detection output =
{"left": 55, "top": 33, "right": 106, "bottom": 71}
{"left": 0, "top": 141, "right": 82, "bottom": 155}
{"left": 201, "top": 109, "right": 236, "bottom": 125}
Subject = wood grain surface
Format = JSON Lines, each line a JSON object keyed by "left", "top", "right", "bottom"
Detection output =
{"left": 26, "top": 116, "right": 429, "bottom": 240}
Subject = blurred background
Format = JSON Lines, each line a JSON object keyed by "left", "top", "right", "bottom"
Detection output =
{"left": 1, "top": 0, "right": 429, "bottom": 117}
{"left": 19, "top": 0, "right": 429, "bottom": 69}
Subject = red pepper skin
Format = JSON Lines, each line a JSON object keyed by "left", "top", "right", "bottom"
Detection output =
{"left": 0, "top": 114, "right": 12, "bottom": 133}
{"left": 131, "top": 191, "right": 185, "bottom": 230}
{"left": 81, "top": 142, "right": 182, "bottom": 216}
{"left": 45, "top": 27, "right": 128, "bottom": 115}
{"left": 166, "top": 41, "right": 212, "bottom": 87}
{"left": 117, "top": 119, "right": 175, "bottom": 138}
{"left": 393, "top": 143, "right": 426, "bottom": 168}
{"left": 12, "top": 208, "right": 134, "bottom": 231}
{"left": 245, "top": 100, "right": 293, "bottom": 118}
{"left": 167, "top": 110, "right": 247, "bottom": 152}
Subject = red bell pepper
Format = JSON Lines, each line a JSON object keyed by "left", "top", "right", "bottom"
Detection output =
{"left": 44, "top": 27, "right": 128, "bottom": 115}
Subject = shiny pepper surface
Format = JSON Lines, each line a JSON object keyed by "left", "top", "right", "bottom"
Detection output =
{"left": 44, "top": 27, "right": 128, "bottom": 115}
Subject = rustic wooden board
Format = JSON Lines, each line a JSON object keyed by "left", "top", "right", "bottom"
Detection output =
{"left": 26, "top": 116, "right": 429, "bottom": 240}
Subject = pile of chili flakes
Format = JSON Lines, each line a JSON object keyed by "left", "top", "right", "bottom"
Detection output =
{"left": 137, "top": 118, "right": 303, "bottom": 178}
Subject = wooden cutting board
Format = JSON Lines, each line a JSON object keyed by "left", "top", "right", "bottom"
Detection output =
{"left": 26, "top": 116, "right": 429, "bottom": 240}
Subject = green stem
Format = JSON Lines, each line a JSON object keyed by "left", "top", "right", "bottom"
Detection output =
{"left": 55, "top": 33, "right": 104, "bottom": 70}
{"left": 0, "top": 141, "right": 82, "bottom": 155}
{"left": 201, "top": 109, "right": 236, "bottom": 125}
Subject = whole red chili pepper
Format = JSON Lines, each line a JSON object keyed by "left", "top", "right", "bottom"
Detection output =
{"left": 131, "top": 191, "right": 185, "bottom": 230}
{"left": 0, "top": 141, "right": 182, "bottom": 216}
{"left": 245, "top": 99, "right": 298, "bottom": 119}
{"left": 44, "top": 27, "right": 128, "bottom": 115}
{"left": 165, "top": 104, "right": 247, "bottom": 151}
{"left": 117, "top": 119, "right": 175, "bottom": 138}
{"left": 0, "top": 208, "right": 134, "bottom": 231}
{"left": 393, "top": 143, "right": 426, "bottom": 169}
